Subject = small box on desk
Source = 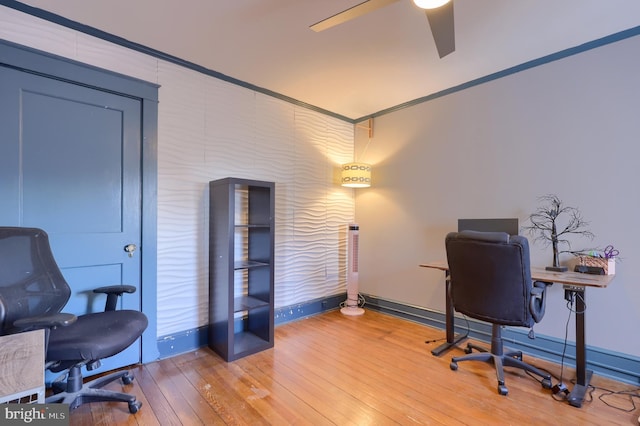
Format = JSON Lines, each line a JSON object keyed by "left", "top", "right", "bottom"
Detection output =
{"left": 578, "top": 256, "right": 615, "bottom": 275}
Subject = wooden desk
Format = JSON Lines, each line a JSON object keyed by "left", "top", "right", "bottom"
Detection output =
{"left": 420, "top": 261, "right": 614, "bottom": 408}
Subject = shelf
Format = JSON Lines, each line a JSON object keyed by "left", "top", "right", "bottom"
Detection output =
{"left": 234, "top": 295, "right": 269, "bottom": 312}
{"left": 209, "top": 177, "right": 275, "bottom": 362}
{"left": 234, "top": 260, "right": 269, "bottom": 270}
{"left": 233, "top": 331, "right": 272, "bottom": 358}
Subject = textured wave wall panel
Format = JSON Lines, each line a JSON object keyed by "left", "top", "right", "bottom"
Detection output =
{"left": 157, "top": 63, "right": 211, "bottom": 334}
{"left": 205, "top": 81, "right": 259, "bottom": 180}
{"left": 0, "top": 7, "right": 77, "bottom": 61}
{"left": 76, "top": 32, "right": 159, "bottom": 84}
{"left": 0, "top": 8, "right": 158, "bottom": 86}
{"left": 157, "top": 62, "right": 354, "bottom": 336}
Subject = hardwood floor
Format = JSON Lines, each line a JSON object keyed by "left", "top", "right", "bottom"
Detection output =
{"left": 71, "top": 310, "right": 638, "bottom": 425}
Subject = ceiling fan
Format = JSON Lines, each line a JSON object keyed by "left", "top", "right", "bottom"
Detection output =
{"left": 310, "top": 0, "right": 455, "bottom": 58}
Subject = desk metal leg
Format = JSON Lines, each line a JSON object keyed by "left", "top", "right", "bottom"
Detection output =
{"left": 431, "top": 271, "right": 467, "bottom": 356}
{"left": 567, "top": 287, "right": 592, "bottom": 408}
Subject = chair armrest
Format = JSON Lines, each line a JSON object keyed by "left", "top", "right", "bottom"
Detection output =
{"left": 93, "top": 285, "right": 137, "bottom": 311}
{"left": 13, "top": 313, "right": 77, "bottom": 331}
{"left": 533, "top": 280, "right": 552, "bottom": 289}
{"left": 530, "top": 281, "right": 551, "bottom": 323}
{"left": 93, "top": 285, "right": 137, "bottom": 295}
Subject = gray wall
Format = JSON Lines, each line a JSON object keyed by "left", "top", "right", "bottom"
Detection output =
{"left": 356, "top": 34, "right": 640, "bottom": 357}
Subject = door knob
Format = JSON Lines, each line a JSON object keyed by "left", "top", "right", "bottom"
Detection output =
{"left": 124, "top": 244, "right": 137, "bottom": 257}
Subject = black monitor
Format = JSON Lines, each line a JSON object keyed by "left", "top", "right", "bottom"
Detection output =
{"left": 457, "top": 218, "right": 519, "bottom": 236}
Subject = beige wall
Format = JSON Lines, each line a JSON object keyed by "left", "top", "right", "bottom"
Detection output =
{"left": 355, "top": 34, "right": 640, "bottom": 357}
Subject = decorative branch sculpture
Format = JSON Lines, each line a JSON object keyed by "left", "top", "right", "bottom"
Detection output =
{"left": 522, "top": 194, "right": 594, "bottom": 271}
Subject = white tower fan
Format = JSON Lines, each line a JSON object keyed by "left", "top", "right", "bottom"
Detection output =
{"left": 341, "top": 224, "right": 365, "bottom": 316}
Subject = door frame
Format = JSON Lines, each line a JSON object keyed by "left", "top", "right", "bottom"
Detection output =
{"left": 0, "top": 39, "right": 160, "bottom": 363}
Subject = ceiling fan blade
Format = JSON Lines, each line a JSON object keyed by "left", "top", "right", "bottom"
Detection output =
{"left": 425, "top": 0, "right": 455, "bottom": 58}
{"left": 310, "top": 0, "right": 401, "bottom": 32}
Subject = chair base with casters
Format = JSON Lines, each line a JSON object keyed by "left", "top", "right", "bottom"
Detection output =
{"left": 449, "top": 323, "right": 552, "bottom": 395}
{"left": 44, "top": 309, "right": 148, "bottom": 413}
{"left": 0, "top": 227, "right": 148, "bottom": 415}
{"left": 445, "top": 231, "right": 554, "bottom": 396}
{"left": 47, "top": 366, "right": 142, "bottom": 414}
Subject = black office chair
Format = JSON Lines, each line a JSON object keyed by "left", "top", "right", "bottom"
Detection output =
{"left": 445, "top": 230, "right": 552, "bottom": 395}
{"left": 0, "top": 227, "right": 148, "bottom": 413}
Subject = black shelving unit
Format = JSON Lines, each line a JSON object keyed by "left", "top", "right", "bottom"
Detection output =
{"left": 208, "top": 177, "right": 275, "bottom": 361}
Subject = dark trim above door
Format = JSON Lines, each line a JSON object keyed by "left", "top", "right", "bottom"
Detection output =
{"left": 0, "top": 39, "right": 158, "bottom": 100}
{"left": 0, "top": 39, "right": 160, "bottom": 363}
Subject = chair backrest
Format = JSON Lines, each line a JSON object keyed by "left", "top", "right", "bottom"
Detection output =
{"left": 445, "top": 230, "right": 535, "bottom": 327}
{"left": 0, "top": 227, "right": 71, "bottom": 335}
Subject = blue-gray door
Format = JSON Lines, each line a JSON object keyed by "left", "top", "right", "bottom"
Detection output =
{"left": 0, "top": 65, "right": 143, "bottom": 375}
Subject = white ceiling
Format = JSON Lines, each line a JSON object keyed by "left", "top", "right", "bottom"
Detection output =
{"left": 15, "top": 0, "right": 640, "bottom": 120}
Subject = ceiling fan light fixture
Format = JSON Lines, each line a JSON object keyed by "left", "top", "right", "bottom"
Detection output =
{"left": 413, "top": 0, "right": 451, "bottom": 9}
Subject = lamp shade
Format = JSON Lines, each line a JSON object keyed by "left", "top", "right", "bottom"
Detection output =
{"left": 341, "top": 162, "right": 372, "bottom": 188}
{"left": 413, "top": 0, "right": 451, "bottom": 9}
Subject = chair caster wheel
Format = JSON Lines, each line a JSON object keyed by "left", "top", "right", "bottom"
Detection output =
{"left": 541, "top": 378, "right": 552, "bottom": 389}
{"left": 51, "top": 382, "right": 65, "bottom": 395}
{"left": 464, "top": 346, "right": 473, "bottom": 354}
{"left": 450, "top": 361, "right": 458, "bottom": 371}
{"left": 128, "top": 401, "right": 142, "bottom": 414}
{"left": 121, "top": 373, "right": 134, "bottom": 385}
{"left": 498, "top": 384, "right": 508, "bottom": 396}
